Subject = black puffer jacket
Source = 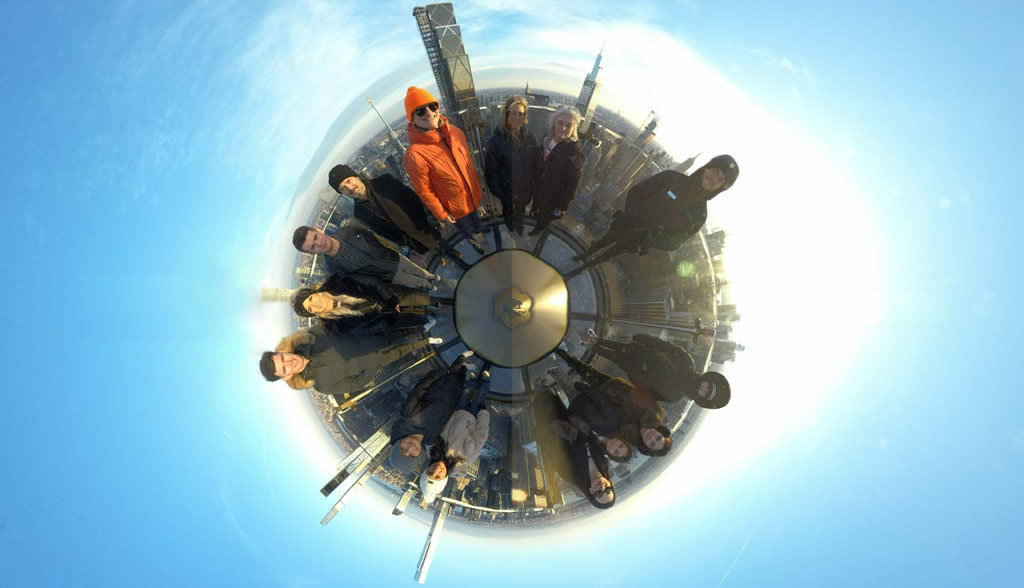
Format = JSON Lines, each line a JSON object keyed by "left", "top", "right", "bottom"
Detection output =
{"left": 533, "top": 140, "right": 584, "bottom": 212}
{"left": 484, "top": 129, "right": 538, "bottom": 210}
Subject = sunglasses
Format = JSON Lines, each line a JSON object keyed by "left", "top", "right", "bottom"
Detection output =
{"left": 414, "top": 102, "right": 440, "bottom": 117}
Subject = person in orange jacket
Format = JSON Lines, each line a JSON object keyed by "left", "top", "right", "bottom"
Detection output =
{"left": 402, "top": 86, "right": 487, "bottom": 254}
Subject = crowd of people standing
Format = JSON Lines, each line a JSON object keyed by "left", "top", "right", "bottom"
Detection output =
{"left": 257, "top": 86, "right": 740, "bottom": 511}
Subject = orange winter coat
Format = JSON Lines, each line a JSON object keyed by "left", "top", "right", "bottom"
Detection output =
{"left": 403, "top": 117, "right": 483, "bottom": 221}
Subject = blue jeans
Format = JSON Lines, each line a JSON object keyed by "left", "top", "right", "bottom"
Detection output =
{"left": 454, "top": 211, "right": 484, "bottom": 241}
{"left": 458, "top": 375, "right": 490, "bottom": 413}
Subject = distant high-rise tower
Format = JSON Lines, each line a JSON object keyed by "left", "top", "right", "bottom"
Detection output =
{"left": 260, "top": 288, "right": 295, "bottom": 302}
{"left": 634, "top": 111, "right": 659, "bottom": 147}
{"left": 675, "top": 152, "right": 701, "bottom": 174}
{"left": 524, "top": 82, "right": 551, "bottom": 106}
{"left": 412, "top": 4, "right": 483, "bottom": 154}
{"left": 575, "top": 44, "right": 604, "bottom": 134}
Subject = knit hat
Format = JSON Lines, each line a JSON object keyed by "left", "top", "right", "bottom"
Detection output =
{"left": 290, "top": 288, "right": 316, "bottom": 318}
{"left": 694, "top": 371, "right": 731, "bottom": 409}
{"left": 705, "top": 154, "right": 740, "bottom": 190}
{"left": 586, "top": 487, "right": 617, "bottom": 510}
{"left": 328, "top": 164, "right": 358, "bottom": 193}
{"left": 405, "top": 86, "right": 438, "bottom": 122}
{"left": 259, "top": 351, "right": 280, "bottom": 382}
{"left": 389, "top": 443, "right": 426, "bottom": 474}
{"left": 419, "top": 470, "right": 448, "bottom": 504}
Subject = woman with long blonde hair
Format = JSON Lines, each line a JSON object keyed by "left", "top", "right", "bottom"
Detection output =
{"left": 291, "top": 271, "right": 446, "bottom": 335}
{"left": 484, "top": 95, "right": 538, "bottom": 235}
{"left": 529, "top": 106, "right": 584, "bottom": 235}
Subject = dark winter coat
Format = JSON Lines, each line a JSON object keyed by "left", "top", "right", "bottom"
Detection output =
{"left": 627, "top": 334, "right": 699, "bottom": 402}
{"left": 354, "top": 174, "right": 441, "bottom": 254}
{"left": 317, "top": 272, "right": 430, "bottom": 336}
{"left": 390, "top": 368, "right": 465, "bottom": 447}
{"left": 567, "top": 384, "right": 621, "bottom": 438}
{"left": 322, "top": 226, "right": 399, "bottom": 281}
{"left": 484, "top": 128, "right": 538, "bottom": 210}
{"left": 533, "top": 140, "right": 584, "bottom": 213}
{"left": 565, "top": 433, "right": 614, "bottom": 510}
{"left": 590, "top": 377, "right": 665, "bottom": 450}
{"left": 285, "top": 324, "right": 426, "bottom": 397}
{"left": 611, "top": 158, "right": 732, "bottom": 250}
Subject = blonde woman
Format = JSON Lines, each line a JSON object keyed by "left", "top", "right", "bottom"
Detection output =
{"left": 529, "top": 106, "right": 584, "bottom": 235}
{"left": 291, "top": 271, "right": 447, "bottom": 336}
{"left": 484, "top": 95, "right": 538, "bottom": 235}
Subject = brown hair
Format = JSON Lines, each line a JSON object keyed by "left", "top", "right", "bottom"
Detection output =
{"left": 501, "top": 95, "right": 530, "bottom": 144}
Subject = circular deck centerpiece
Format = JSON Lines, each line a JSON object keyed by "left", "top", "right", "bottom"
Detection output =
{"left": 454, "top": 249, "right": 568, "bottom": 367}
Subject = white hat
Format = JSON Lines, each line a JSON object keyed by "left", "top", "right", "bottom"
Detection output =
{"left": 419, "top": 471, "right": 448, "bottom": 504}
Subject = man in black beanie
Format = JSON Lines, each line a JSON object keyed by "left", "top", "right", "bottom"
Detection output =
{"left": 573, "top": 154, "right": 740, "bottom": 272}
{"left": 328, "top": 165, "right": 441, "bottom": 255}
{"left": 586, "top": 331, "right": 731, "bottom": 409}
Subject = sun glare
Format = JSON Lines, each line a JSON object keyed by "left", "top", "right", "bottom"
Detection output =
{"left": 254, "top": 18, "right": 885, "bottom": 535}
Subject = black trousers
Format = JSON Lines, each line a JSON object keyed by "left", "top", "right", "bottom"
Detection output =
{"left": 554, "top": 348, "right": 612, "bottom": 389}
{"left": 575, "top": 220, "right": 647, "bottom": 269}
{"left": 591, "top": 338, "right": 632, "bottom": 370}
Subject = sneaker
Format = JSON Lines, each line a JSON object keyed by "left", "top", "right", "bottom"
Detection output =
{"left": 428, "top": 337, "right": 444, "bottom": 345}
{"left": 422, "top": 319, "right": 437, "bottom": 332}
{"left": 585, "top": 328, "right": 599, "bottom": 343}
{"left": 460, "top": 350, "right": 476, "bottom": 359}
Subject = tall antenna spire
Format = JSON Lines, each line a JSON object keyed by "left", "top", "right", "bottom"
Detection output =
{"left": 367, "top": 98, "right": 405, "bottom": 154}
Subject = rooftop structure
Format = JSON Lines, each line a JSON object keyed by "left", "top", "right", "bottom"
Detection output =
{"left": 292, "top": 87, "right": 744, "bottom": 551}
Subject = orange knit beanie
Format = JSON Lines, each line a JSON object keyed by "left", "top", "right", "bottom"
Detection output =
{"left": 405, "top": 86, "right": 438, "bottom": 122}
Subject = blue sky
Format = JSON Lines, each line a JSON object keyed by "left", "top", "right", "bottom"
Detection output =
{"left": 1, "top": 1, "right": 1021, "bottom": 586}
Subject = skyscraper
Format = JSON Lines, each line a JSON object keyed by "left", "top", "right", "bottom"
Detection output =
{"left": 524, "top": 82, "right": 551, "bottom": 106}
{"left": 575, "top": 44, "right": 603, "bottom": 134}
{"left": 675, "top": 152, "right": 701, "bottom": 174}
{"left": 412, "top": 3, "right": 484, "bottom": 166}
{"left": 480, "top": 414, "right": 510, "bottom": 459}
{"left": 260, "top": 288, "right": 295, "bottom": 302}
{"left": 634, "top": 112, "right": 659, "bottom": 147}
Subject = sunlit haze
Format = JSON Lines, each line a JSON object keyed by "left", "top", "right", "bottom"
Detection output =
{"left": 3, "top": 1, "right": 1020, "bottom": 586}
